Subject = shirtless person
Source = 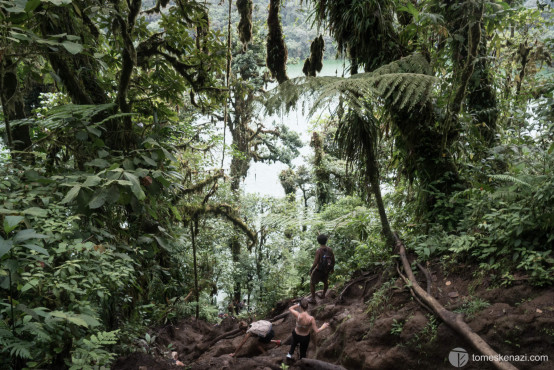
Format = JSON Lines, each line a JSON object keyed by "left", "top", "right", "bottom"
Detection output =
{"left": 286, "top": 298, "right": 330, "bottom": 360}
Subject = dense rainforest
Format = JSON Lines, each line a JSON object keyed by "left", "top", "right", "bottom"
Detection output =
{"left": 0, "top": 0, "right": 553, "bottom": 369}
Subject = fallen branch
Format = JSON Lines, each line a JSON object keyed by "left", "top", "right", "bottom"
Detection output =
{"left": 394, "top": 233, "right": 517, "bottom": 370}
{"left": 416, "top": 262, "right": 432, "bottom": 295}
{"left": 396, "top": 262, "right": 434, "bottom": 315}
{"left": 291, "top": 358, "right": 347, "bottom": 370}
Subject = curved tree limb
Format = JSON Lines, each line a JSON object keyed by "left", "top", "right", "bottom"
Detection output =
{"left": 179, "top": 171, "right": 224, "bottom": 196}
{"left": 183, "top": 203, "right": 257, "bottom": 244}
{"left": 393, "top": 233, "right": 517, "bottom": 370}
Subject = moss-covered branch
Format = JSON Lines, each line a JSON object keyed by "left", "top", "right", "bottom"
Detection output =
{"left": 179, "top": 171, "right": 225, "bottom": 196}
{"left": 183, "top": 203, "right": 257, "bottom": 244}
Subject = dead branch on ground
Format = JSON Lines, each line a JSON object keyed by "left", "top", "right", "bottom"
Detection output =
{"left": 394, "top": 233, "right": 517, "bottom": 370}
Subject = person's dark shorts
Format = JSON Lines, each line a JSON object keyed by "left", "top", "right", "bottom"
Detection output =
{"left": 311, "top": 270, "right": 328, "bottom": 285}
{"left": 258, "top": 329, "right": 275, "bottom": 343}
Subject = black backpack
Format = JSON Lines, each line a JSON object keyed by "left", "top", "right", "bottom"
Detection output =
{"left": 317, "top": 248, "right": 333, "bottom": 273}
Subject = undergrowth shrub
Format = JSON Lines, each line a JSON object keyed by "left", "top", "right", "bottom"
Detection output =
{"left": 408, "top": 165, "right": 554, "bottom": 286}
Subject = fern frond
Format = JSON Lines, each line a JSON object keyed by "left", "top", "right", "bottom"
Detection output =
{"left": 489, "top": 174, "right": 532, "bottom": 188}
{"left": 262, "top": 53, "right": 437, "bottom": 117}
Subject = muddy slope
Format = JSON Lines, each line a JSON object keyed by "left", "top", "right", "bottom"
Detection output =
{"left": 113, "top": 263, "right": 554, "bottom": 370}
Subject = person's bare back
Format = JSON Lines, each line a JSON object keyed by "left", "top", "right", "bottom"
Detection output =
{"left": 295, "top": 312, "right": 313, "bottom": 336}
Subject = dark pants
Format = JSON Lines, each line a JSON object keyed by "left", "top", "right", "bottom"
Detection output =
{"left": 310, "top": 270, "right": 329, "bottom": 299}
{"left": 288, "top": 329, "right": 310, "bottom": 359}
{"left": 258, "top": 329, "right": 275, "bottom": 344}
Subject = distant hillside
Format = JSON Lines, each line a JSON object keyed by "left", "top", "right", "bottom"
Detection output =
{"left": 143, "top": 0, "right": 337, "bottom": 61}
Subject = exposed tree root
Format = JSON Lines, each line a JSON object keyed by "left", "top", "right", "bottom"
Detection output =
{"left": 193, "top": 328, "right": 242, "bottom": 357}
{"left": 394, "top": 234, "right": 517, "bottom": 370}
{"left": 338, "top": 274, "right": 377, "bottom": 303}
{"left": 269, "top": 311, "right": 290, "bottom": 322}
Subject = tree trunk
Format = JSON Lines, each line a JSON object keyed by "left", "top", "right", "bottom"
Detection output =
{"left": 0, "top": 59, "right": 32, "bottom": 157}
{"left": 367, "top": 160, "right": 394, "bottom": 249}
{"left": 311, "top": 132, "right": 330, "bottom": 211}
{"left": 191, "top": 221, "right": 200, "bottom": 319}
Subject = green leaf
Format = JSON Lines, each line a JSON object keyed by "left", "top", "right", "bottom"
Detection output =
{"left": 67, "top": 316, "right": 88, "bottom": 327}
{"left": 61, "top": 185, "right": 81, "bottom": 204}
{"left": 4, "top": 216, "right": 25, "bottom": 233}
{"left": 106, "top": 184, "right": 120, "bottom": 204}
{"left": 82, "top": 175, "right": 102, "bottom": 187}
{"left": 88, "top": 190, "right": 108, "bottom": 209}
{"left": 21, "top": 243, "right": 49, "bottom": 256}
{"left": 170, "top": 206, "right": 182, "bottom": 221}
{"left": 77, "top": 314, "right": 100, "bottom": 327}
{"left": 13, "top": 229, "right": 48, "bottom": 243}
{"left": 122, "top": 158, "right": 134, "bottom": 170}
{"left": 22, "top": 207, "right": 48, "bottom": 217}
{"left": 153, "top": 236, "right": 169, "bottom": 251}
{"left": 123, "top": 172, "right": 146, "bottom": 201}
{"left": 45, "top": 0, "right": 73, "bottom": 4}
{"left": 75, "top": 130, "right": 88, "bottom": 141}
{"left": 21, "top": 279, "right": 39, "bottom": 292}
{"left": 50, "top": 311, "right": 88, "bottom": 327}
{"left": 141, "top": 155, "right": 157, "bottom": 167}
{"left": 25, "top": 0, "right": 41, "bottom": 12}
{"left": 61, "top": 41, "right": 83, "bottom": 55}
{"left": 0, "top": 238, "right": 14, "bottom": 259}
{"left": 160, "top": 147, "right": 177, "bottom": 162}
{"left": 85, "top": 158, "right": 110, "bottom": 168}
{"left": 86, "top": 125, "right": 102, "bottom": 137}
{"left": 4, "top": 0, "right": 26, "bottom": 13}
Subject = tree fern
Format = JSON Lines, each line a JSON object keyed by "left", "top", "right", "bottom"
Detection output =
{"left": 263, "top": 53, "right": 437, "bottom": 117}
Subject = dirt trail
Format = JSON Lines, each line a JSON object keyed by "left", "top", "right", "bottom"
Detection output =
{"left": 113, "top": 264, "right": 554, "bottom": 370}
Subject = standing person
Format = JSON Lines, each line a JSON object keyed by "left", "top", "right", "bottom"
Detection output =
{"left": 229, "top": 320, "right": 281, "bottom": 357}
{"left": 286, "top": 298, "right": 330, "bottom": 360}
{"left": 309, "top": 234, "right": 335, "bottom": 303}
{"left": 234, "top": 298, "right": 240, "bottom": 315}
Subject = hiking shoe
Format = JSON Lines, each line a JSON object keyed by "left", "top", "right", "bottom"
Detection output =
{"left": 286, "top": 353, "right": 292, "bottom": 359}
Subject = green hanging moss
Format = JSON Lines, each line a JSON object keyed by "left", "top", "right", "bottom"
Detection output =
{"left": 302, "top": 35, "right": 324, "bottom": 77}
{"left": 237, "top": 0, "right": 253, "bottom": 48}
{"left": 266, "top": 0, "right": 289, "bottom": 84}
